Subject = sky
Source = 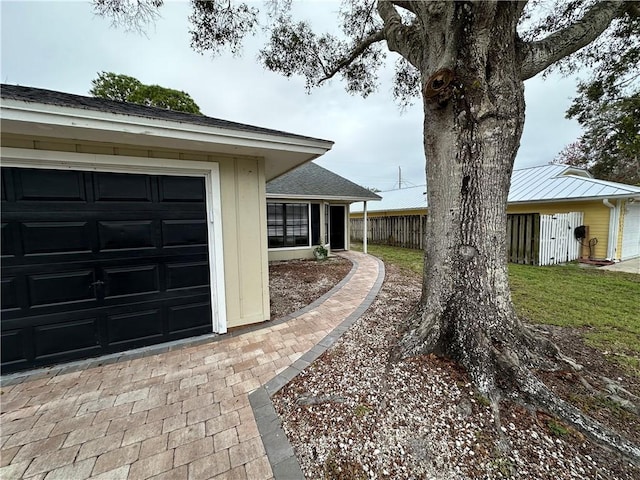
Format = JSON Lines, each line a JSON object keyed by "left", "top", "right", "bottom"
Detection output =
{"left": 1, "top": 1, "right": 585, "bottom": 192}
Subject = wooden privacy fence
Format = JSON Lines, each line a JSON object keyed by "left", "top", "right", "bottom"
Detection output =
{"left": 352, "top": 211, "right": 583, "bottom": 266}
{"left": 351, "top": 215, "right": 428, "bottom": 250}
{"left": 507, "top": 213, "right": 540, "bottom": 265}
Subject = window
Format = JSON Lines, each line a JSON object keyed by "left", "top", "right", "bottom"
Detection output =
{"left": 267, "top": 203, "right": 310, "bottom": 248}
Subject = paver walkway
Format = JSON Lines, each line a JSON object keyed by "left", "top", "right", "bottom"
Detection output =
{"left": 0, "top": 251, "right": 381, "bottom": 480}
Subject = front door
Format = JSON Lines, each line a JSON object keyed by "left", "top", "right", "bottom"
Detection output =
{"left": 329, "top": 205, "right": 346, "bottom": 250}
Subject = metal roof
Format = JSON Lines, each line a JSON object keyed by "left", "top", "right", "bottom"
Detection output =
{"left": 508, "top": 164, "right": 640, "bottom": 202}
{"left": 351, "top": 164, "right": 640, "bottom": 213}
{"left": 266, "top": 162, "right": 381, "bottom": 202}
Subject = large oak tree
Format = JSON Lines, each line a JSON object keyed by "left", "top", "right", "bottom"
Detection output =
{"left": 94, "top": 0, "right": 639, "bottom": 461}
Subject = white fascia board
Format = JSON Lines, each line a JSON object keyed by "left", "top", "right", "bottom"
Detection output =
{"left": 507, "top": 194, "right": 640, "bottom": 205}
{"left": 266, "top": 194, "right": 381, "bottom": 203}
{"left": 1, "top": 100, "right": 334, "bottom": 156}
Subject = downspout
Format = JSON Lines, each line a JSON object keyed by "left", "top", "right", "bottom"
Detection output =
{"left": 363, "top": 201, "right": 368, "bottom": 254}
{"left": 603, "top": 199, "right": 620, "bottom": 261}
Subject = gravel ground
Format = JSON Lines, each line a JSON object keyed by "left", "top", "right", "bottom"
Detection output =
{"left": 269, "top": 261, "right": 639, "bottom": 480}
{"left": 269, "top": 257, "right": 352, "bottom": 320}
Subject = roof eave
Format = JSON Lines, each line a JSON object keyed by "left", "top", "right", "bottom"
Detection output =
{"left": 266, "top": 193, "right": 381, "bottom": 203}
{"left": 508, "top": 193, "right": 640, "bottom": 204}
{"left": 0, "top": 99, "right": 334, "bottom": 181}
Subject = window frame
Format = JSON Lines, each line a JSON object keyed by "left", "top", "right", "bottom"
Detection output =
{"left": 267, "top": 201, "right": 313, "bottom": 250}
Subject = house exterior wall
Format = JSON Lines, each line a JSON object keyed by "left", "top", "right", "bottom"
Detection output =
{"left": 1, "top": 133, "right": 270, "bottom": 329}
{"left": 507, "top": 201, "right": 611, "bottom": 260}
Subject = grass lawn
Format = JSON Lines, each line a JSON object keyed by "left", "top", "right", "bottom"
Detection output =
{"left": 352, "top": 242, "right": 640, "bottom": 373}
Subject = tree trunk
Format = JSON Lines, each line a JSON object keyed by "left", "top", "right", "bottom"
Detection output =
{"left": 395, "top": 3, "right": 640, "bottom": 461}
{"left": 398, "top": 2, "right": 527, "bottom": 395}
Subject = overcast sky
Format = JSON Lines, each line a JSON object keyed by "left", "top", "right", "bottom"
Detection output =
{"left": 1, "top": 1, "right": 585, "bottom": 191}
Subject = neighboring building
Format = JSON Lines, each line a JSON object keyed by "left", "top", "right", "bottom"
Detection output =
{"left": 0, "top": 84, "right": 333, "bottom": 373}
{"left": 351, "top": 164, "right": 640, "bottom": 263}
{"left": 266, "top": 162, "right": 381, "bottom": 261}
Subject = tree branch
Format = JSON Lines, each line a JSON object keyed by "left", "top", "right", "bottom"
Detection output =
{"left": 390, "top": 1, "right": 417, "bottom": 14}
{"left": 377, "top": 0, "right": 421, "bottom": 67}
{"left": 519, "top": 0, "right": 625, "bottom": 80}
{"left": 318, "top": 30, "right": 385, "bottom": 83}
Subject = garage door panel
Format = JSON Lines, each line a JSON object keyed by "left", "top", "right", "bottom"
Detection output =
{"left": 168, "top": 303, "right": 211, "bottom": 335}
{"left": 98, "top": 220, "right": 156, "bottom": 250}
{"left": 22, "top": 221, "right": 92, "bottom": 255}
{"left": 104, "top": 265, "right": 159, "bottom": 298}
{"left": 167, "top": 262, "right": 209, "bottom": 290}
{"left": 162, "top": 220, "right": 207, "bottom": 247}
{"left": 1, "top": 222, "right": 16, "bottom": 257}
{"left": 1, "top": 171, "right": 8, "bottom": 202}
{"left": 16, "top": 168, "right": 86, "bottom": 201}
{"left": 1, "top": 329, "right": 27, "bottom": 365}
{"left": 107, "top": 309, "right": 163, "bottom": 346}
{"left": 160, "top": 176, "right": 205, "bottom": 202}
{"left": 34, "top": 318, "right": 100, "bottom": 359}
{"left": 28, "top": 269, "right": 95, "bottom": 306}
{"left": 94, "top": 172, "right": 153, "bottom": 202}
{"left": 1, "top": 277, "right": 18, "bottom": 310}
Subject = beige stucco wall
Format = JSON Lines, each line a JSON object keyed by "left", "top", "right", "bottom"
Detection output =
{"left": 1, "top": 134, "right": 270, "bottom": 329}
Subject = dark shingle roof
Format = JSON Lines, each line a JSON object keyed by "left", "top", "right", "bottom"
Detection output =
{"left": 266, "top": 162, "right": 381, "bottom": 202}
{"left": 0, "top": 84, "right": 330, "bottom": 143}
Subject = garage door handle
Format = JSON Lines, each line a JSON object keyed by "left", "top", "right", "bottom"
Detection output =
{"left": 90, "top": 280, "right": 105, "bottom": 299}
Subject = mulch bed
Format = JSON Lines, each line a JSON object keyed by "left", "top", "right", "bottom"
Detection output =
{"left": 269, "top": 260, "right": 639, "bottom": 479}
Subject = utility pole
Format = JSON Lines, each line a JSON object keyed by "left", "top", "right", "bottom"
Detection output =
{"left": 398, "top": 166, "right": 402, "bottom": 189}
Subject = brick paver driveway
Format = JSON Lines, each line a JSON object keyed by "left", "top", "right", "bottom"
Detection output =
{"left": 0, "top": 251, "right": 380, "bottom": 480}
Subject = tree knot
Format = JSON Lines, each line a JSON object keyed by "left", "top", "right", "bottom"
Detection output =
{"left": 459, "top": 244, "right": 477, "bottom": 261}
{"left": 424, "top": 68, "right": 458, "bottom": 107}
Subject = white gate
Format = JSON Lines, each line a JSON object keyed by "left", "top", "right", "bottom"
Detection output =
{"left": 621, "top": 202, "right": 640, "bottom": 260}
{"left": 539, "top": 212, "right": 584, "bottom": 266}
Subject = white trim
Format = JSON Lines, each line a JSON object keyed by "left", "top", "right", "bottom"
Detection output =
{"left": 603, "top": 198, "right": 621, "bottom": 260}
{"left": 267, "top": 246, "right": 314, "bottom": 252}
{"left": 1, "top": 147, "right": 228, "bottom": 333}
{"left": 2, "top": 100, "right": 333, "bottom": 155}
{"left": 266, "top": 193, "right": 380, "bottom": 203}
{"left": 363, "top": 201, "right": 368, "bottom": 254}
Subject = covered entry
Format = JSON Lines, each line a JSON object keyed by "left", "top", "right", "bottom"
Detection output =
{"left": 1, "top": 167, "right": 213, "bottom": 373}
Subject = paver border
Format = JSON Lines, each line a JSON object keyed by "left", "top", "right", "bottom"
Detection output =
{"left": 249, "top": 254, "right": 386, "bottom": 479}
{"left": 0, "top": 255, "right": 359, "bottom": 387}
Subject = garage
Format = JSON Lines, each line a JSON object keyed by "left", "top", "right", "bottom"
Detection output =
{"left": 621, "top": 201, "right": 640, "bottom": 260}
{"left": 1, "top": 166, "right": 213, "bottom": 373}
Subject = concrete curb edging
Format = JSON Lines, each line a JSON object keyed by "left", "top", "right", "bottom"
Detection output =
{"left": 249, "top": 254, "right": 386, "bottom": 479}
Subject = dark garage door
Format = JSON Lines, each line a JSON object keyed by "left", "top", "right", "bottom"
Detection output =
{"left": 1, "top": 167, "right": 213, "bottom": 373}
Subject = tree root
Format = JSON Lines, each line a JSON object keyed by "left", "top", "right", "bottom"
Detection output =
{"left": 495, "top": 351, "right": 640, "bottom": 465}
{"left": 395, "top": 307, "right": 640, "bottom": 463}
